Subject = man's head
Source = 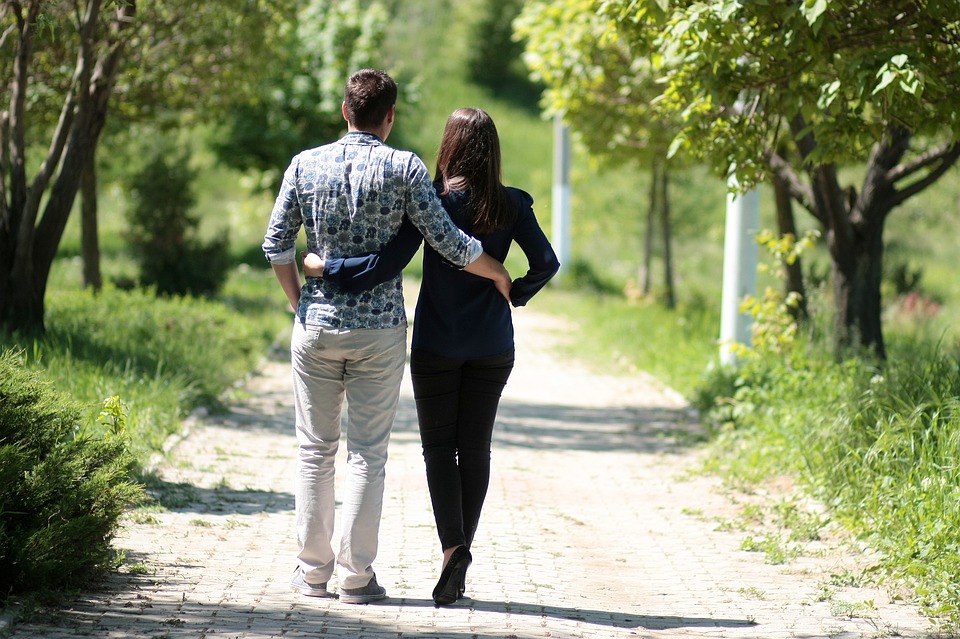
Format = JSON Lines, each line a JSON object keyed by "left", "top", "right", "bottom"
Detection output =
{"left": 343, "top": 69, "right": 397, "bottom": 134}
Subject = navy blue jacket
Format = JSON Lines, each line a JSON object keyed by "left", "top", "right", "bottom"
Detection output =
{"left": 323, "top": 186, "right": 559, "bottom": 358}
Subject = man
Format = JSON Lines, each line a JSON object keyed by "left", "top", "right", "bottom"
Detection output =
{"left": 262, "top": 69, "right": 509, "bottom": 604}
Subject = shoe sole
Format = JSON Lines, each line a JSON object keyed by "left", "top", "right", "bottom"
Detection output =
{"left": 339, "top": 590, "right": 386, "bottom": 604}
{"left": 292, "top": 584, "right": 334, "bottom": 598}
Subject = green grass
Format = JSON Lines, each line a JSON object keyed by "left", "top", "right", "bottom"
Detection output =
{"left": 2, "top": 266, "right": 287, "bottom": 464}
{"left": 533, "top": 286, "right": 719, "bottom": 397}
{"left": 695, "top": 330, "right": 960, "bottom": 627}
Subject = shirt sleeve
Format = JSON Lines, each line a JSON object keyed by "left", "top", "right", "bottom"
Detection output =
{"left": 322, "top": 216, "right": 424, "bottom": 292}
{"left": 262, "top": 158, "right": 303, "bottom": 265}
{"left": 402, "top": 156, "right": 482, "bottom": 266}
{"left": 508, "top": 189, "right": 561, "bottom": 307}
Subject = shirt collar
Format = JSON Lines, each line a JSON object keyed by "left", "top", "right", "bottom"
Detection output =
{"left": 342, "top": 131, "right": 383, "bottom": 145}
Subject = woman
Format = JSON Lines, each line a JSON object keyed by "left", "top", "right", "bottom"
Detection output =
{"left": 304, "top": 107, "right": 559, "bottom": 605}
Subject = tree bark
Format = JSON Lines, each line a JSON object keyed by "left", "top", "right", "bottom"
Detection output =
{"left": 659, "top": 162, "right": 675, "bottom": 309}
{"left": 81, "top": 156, "right": 102, "bottom": 290}
{"left": 788, "top": 115, "right": 896, "bottom": 359}
{"left": 772, "top": 170, "right": 807, "bottom": 322}
{"left": 639, "top": 157, "right": 656, "bottom": 295}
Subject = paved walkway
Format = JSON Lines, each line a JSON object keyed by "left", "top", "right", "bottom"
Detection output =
{"left": 10, "top": 309, "right": 937, "bottom": 638}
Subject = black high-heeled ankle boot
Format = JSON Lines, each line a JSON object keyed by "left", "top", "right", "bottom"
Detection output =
{"left": 432, "top": 546, "right": 472, "bottom": 606}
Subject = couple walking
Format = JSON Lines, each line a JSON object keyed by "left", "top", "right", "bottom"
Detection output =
{"left": 262, "top": 69, "right": 559, "bottom": 606}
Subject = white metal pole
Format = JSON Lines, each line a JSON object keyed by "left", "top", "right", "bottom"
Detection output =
{"left": 719, "top": 176, "right": 759, "bottom": 366}
{"left": 552, "top": 113, "right": 572, "bottom": 279}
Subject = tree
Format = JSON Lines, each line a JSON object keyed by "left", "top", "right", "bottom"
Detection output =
{"left": 0, "top": 0, "right": 296, "bottom": 334}
{"left": 464, "top": 0, "right": 542, "bottom": 108}
{"left": 212, "top": 0, "right": 389, "bottom": 193}
{"left": 601, "top": 0, "right": 960, "bottom": 359}
{"left": 516, "top": 0, "right": 682, "bottom": 306}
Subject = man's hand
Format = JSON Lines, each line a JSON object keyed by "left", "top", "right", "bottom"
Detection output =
{"left": 463, "top": 252, "right": 512, "bottom": 302}
{"left": 302, "top": 252, "right": 325, "bottom": 278}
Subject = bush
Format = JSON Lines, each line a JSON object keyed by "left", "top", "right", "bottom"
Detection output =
{"left": 125, "top": 142, "right": 231, "bottom": 297}
{"left": 0, "top": 349, "right": 143, "bottom": 600}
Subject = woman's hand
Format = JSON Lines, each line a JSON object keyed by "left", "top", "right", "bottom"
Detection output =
{"left": 302, "top": 252, "right": 325, "bottom": 278}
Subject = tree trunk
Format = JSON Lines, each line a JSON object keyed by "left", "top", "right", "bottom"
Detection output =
{"left": 780, "top": 117, "right": 960, "bottom": 360}
{"left": 639, "top": 157, "right": 656, "bottom": 295}
{"left": 830, "top": 219, "right": 886, "bottom": 360}
{"left": 0, "top": 0, "right": 132, "bottom": 333}
{"left": 658, "top": 163, "right": 675, "bottom": 309}
{"left": 81, "top": 156, "right": 102, "bottom": 291}
{"left": 772, "top": 171, "right": 807, "bottom": 322}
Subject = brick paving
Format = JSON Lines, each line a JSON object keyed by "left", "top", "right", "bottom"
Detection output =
{"left": 7, "top": 309, "right": 938, "bottom": 638}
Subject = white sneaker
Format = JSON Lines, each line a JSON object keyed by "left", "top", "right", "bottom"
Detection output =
{"left": 291, "top": 568, "right": 333, "bottom": 598}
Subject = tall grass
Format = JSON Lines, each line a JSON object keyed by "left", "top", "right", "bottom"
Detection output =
{"left": 696, "top": 330, "right": 960, "bottom": 626}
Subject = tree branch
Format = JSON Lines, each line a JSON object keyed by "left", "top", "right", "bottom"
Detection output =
{"left": 0, "top": 21, "right": 16, "bottom": 51}
{"left": 763, "top": 148, "right": 819, "bottom": 220}
{"left": 24, "top": 0, "right": 96, "bottom": 227}
{"left": 890, "top": 143, "right": 960, "bottom": 207}
{"left": 0, "top": 109, "right": 8, "bottom": 224}
{"left": 789, "top": 114, "right": 851, "bottom": 247}
{"left": 886, "top": 141, "right": 960, "bottom": 183}
{"left": 10, "top": 1, "right": 41, "bottom": 253}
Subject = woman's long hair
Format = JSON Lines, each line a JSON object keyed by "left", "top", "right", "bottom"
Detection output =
{"left": 434, "top": 108, "right": 513, "bottom": 234}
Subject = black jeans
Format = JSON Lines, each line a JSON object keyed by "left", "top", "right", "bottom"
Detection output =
{"left": 410, "top": 348, "right": 515, "bottom": 550}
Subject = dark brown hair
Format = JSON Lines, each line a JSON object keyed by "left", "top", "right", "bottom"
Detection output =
{"left": 344, "top": 69, "right": 397, "bottom": 129}
{"left": 434, "top": 107, "right": 513, "bottom": 234}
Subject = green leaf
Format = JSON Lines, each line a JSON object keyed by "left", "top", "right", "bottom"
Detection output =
{"left": 720, "top": 0, "right": 741, "bottom": 21}
{"left": 800, "top": 0, "right": 828, "bottom": 26}
{"left": 817, "top": 80, "right": 842, "bottom": 110}
{"left": 874, "top": 69, "right": 897, "bottom": 94}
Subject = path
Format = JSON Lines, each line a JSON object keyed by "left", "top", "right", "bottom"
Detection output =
{"left": 8, "top": 309, "right": 936, "bottom": 638}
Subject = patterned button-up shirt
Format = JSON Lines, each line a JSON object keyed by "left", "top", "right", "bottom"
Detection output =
{"left": 262, "top": 131, "right": 482, "bottom": 329}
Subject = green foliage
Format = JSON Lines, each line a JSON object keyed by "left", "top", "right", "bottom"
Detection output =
{"left": 115, "top": 0, "right": 302, "bottom": 122}
{"left": 599, "top": 0, "right": 960, "bottom": 184}
{"left": 462, "top": 0, "right": 541, "bottom": 106}
{"left": 125, "top": 141, "right": 230, "bottom": 297}
{"left": 0, "top": 349, "right": 143, "bottom": 600}
{"left": 211, "top": 0, "right": 389, "bottom": 191}
{"left": 733, "top": 229, "right": 820, "bottom": 359}
{"left": 517, "top": 0, "right": 679, "bottom": 165}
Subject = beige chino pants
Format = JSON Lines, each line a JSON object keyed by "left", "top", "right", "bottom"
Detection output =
{"left": 290, "top": 321, "right": 407, "bottom": 589}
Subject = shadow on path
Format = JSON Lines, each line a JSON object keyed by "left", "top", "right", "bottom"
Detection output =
{"left": 135, "top": 476, "right": 295, "bottom": 515}
{"left": 22, "top": 570, "right": 757, "bottom": 637}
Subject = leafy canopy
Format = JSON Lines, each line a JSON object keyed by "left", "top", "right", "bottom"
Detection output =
{"left": 516, "top": 0, "right": 679, "bottom": 164}
{"left": 599, "top": 0, "right": 960, "bottom": 184}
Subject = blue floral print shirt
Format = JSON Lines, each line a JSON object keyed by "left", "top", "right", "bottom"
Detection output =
{"left": 262, "top": 131, "right": 482, "bottom": 329}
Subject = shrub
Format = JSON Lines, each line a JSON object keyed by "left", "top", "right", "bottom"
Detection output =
{"left": 125, "top": 142, "right": 231, "bottom": 297}
{"left": 0, "top": 349, "right": 143, "bottom": 600}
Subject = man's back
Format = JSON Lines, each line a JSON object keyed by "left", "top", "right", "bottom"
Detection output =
{"left": 263, "top": 131, "right": 477, "bottom": 330}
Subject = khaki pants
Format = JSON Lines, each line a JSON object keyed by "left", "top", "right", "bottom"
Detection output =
{"left": 290, "top": 321, "right": 407, "bottom": 589}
